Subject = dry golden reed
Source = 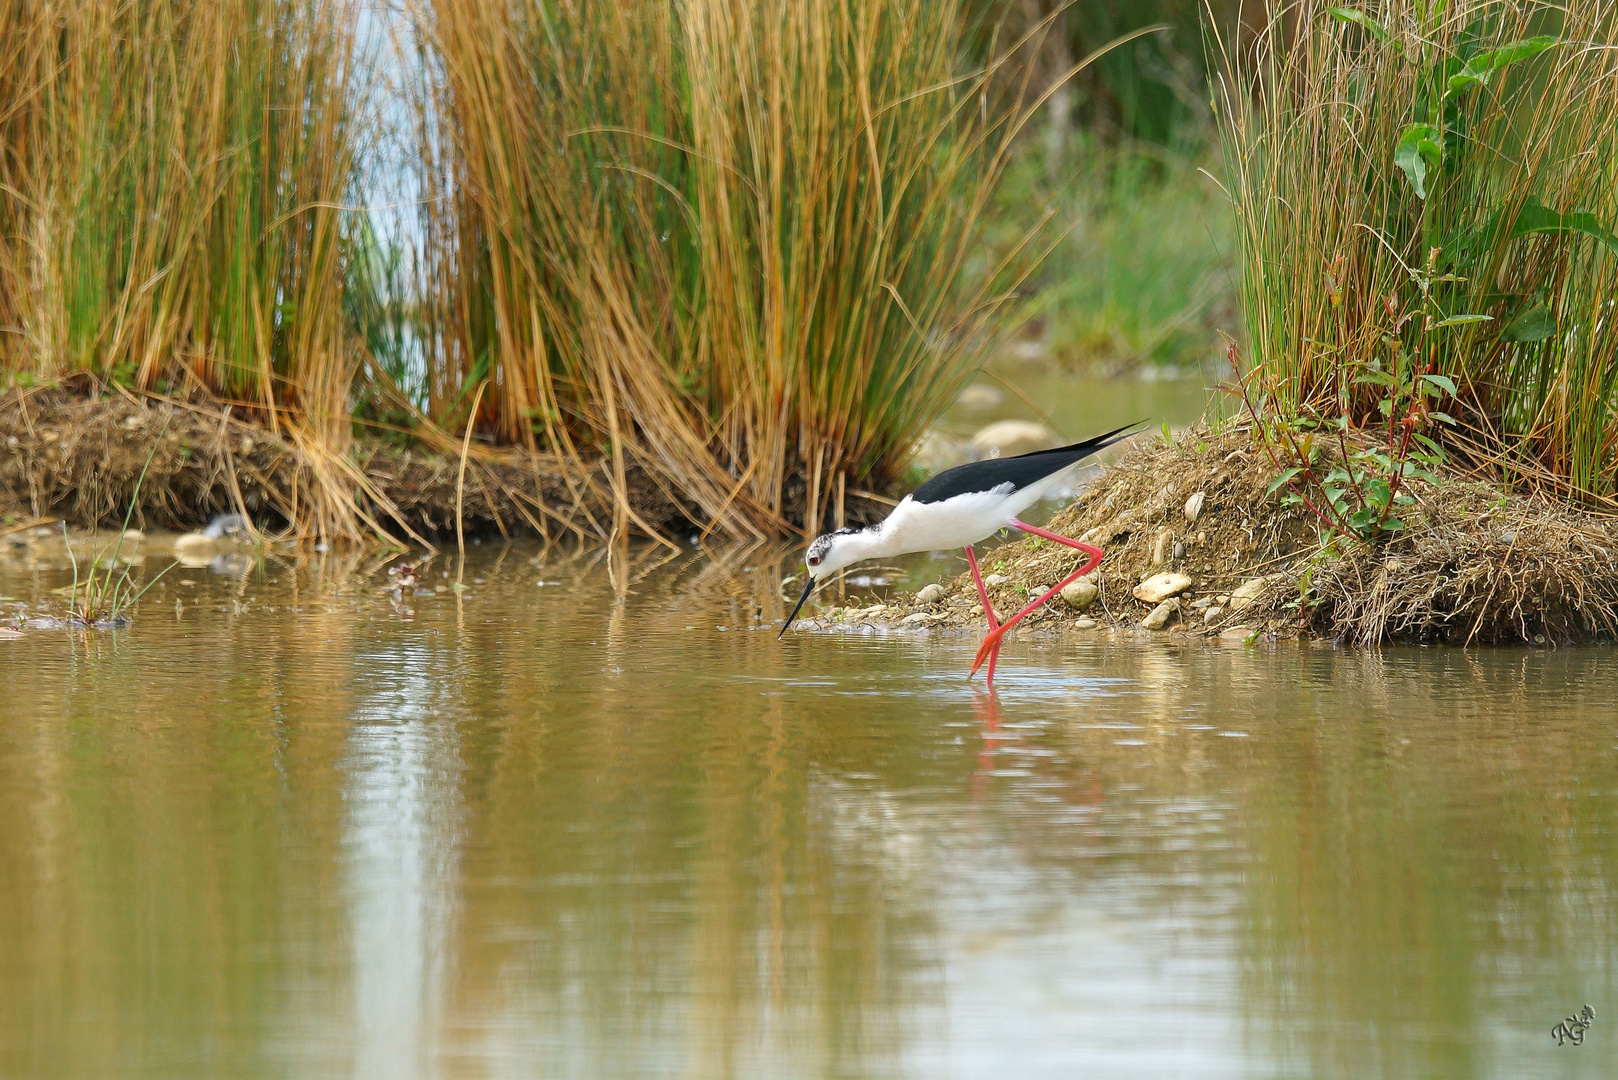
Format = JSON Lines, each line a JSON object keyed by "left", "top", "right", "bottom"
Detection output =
{"left": 408, "top": 0, "right": 1112, "bottom": 540}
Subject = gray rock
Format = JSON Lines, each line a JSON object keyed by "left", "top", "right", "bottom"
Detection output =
{"left": 1219, "top": 625, "right": 1256, "bottom": 641}
{"left": 1172, "top": 541, "right": 1185, "bottom": 562}
{"left": 1059, "top": 578, "right": 1098, "bottom": 610}
{"left": 914, "top": 583, "right": 947, "bottom": 605}
{"left": 1202, "top": 604, "right": 1225, "bottom": 624}
{"left": 1141, "top": 599, "right": 1178, "bottom": 630}
{"left": 901, "top": 611, "right": 942, "bottom": 627}
{"left": 1073, "top": 617, "right": 1098, "bottom": 630}
{"left": 1189, "top": 596, "right": 1213, "bottom": 610}
{"left": 984, "top": 573, "right": 1009, "bottom": 588}
{"left": 1133, "top": 572, "right": 1192, "bottom": 604}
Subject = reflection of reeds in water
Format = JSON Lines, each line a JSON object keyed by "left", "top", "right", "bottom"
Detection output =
{"left": 433, "top": 601, "right": 943, "bottom": 1074}
{"left": 408, "top": 0, "right": 1055, "bottom": 539}
{"left": 1226, "top": 651, "right": 1618, "bottom": 1075}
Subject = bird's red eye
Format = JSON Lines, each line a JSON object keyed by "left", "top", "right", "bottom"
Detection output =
{"left": 808, "top": 555, "right": 820, "bottom": 566}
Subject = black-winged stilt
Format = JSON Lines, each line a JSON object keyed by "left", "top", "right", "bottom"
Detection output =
{"left": 780, "top": 423, "right": 1140, "bottom": 684}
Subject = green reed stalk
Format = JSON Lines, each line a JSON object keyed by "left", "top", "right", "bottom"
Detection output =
{"left": 1213, "top": 0, "right": 1618, "bottom": 503}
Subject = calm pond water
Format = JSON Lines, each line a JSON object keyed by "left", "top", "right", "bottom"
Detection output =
{"left": 0, "top": 536, "right": 1614, "bottom": 1079}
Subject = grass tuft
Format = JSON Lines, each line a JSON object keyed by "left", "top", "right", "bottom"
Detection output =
{"left": 1215, "top": 0, "right": 1618, "bottom": 504}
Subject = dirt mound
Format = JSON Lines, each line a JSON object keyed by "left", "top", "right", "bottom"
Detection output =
{"left": 806, "top": 425, "right": 1618, "bottom": 645}
{"left": 1, "top": 387, "right": 690, "bottom": 543}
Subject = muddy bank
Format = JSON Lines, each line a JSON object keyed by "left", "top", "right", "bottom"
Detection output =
{"left": 1, "top": 387, "right": 695, "bottom": 542}
{"left": 802, "top": 426, "right": 1618, "bottom": 646}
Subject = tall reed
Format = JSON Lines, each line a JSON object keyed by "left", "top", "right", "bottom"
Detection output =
{"left": 0, "top": 0, "right": 371, "bottom": 536}
{"left": 410, "top": 0, "right": 1086, "bottom": 539}
{"left": 1215, "top": 1, "right": 1618, "bottom": 501}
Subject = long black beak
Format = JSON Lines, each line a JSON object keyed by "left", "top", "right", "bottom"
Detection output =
{"left": 779, "top": 577, "right": 816, "bottom": 639}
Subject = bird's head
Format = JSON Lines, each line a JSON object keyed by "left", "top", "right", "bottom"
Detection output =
{"left": 780, "top": 527, "right": 861, "bottom": 638}
{"left": 803, "top": 527, "right": 862, "bottom": 581}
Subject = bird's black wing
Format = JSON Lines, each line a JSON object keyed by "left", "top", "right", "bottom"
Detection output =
{"left": 908, "top": 422, "right": 1143, "bottom": 505}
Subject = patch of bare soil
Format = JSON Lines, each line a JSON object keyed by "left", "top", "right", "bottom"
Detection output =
{"left": 801, "top": 425, "right": 1618, "bottom": 645}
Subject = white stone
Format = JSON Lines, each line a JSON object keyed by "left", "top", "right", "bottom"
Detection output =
{"left": 911, "top": 430, "right": 972, "bottom": 475}
{"left": 901, "top": 611, "right": 941, "bottom": 627}
{"left": 1133, "top": 572, "right": 1192, "bottom": 604}
{"left": 971, "top": 419, "right": 1060, "bottom": 460}
{"left": 914, "top": 583, "right": 946, "bottom": 605}
{"left": 1220, "top": 625, "right": 1256, "bottom": 640}
{"left": 1202, "top": 605, "right": 1224, "bottom": 624}
{"left": 1073, "top": 617, "right": 1098, "bottom": 630}
{"left": 955, "top": 384, "right": 1003, "bottom": 409}
{"left": 1229, "top": 576, "right": 1278, "bottom": 613}
{"left": 1059, "top": 578, "right": 1098, "bottom": 610}
{"left": 1184, "top": 490, "right": 1206, "bottom": 522}
{"left": 1141, "top": 599, "right": 1178, "bottom": 630}
{"left": 984, "top": 573, "right": 1009, "bottom": 587}
{"left": 1152, "top": 527, "right": 1173, "bottom": 565}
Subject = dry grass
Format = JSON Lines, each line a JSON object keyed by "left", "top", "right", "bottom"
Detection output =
{"left": 830, "top": 427, "right": 1618, "bottom": 644}
{"left": 0, "top": 386, "right": 693, "bottom": 545}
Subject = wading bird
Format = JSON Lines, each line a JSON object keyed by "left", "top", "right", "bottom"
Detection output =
{"left": 780, "top": 424, "right": 1139, "bottom": 684}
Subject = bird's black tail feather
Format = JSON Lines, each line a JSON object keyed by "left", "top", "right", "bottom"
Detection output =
{"left": 1008, "top": 420, "right": 1147, "bottom": 462}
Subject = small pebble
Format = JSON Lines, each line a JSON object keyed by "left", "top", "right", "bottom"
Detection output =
{"left": 915, "top": 583, "right": 946, "bottom": 605}
{"left": 1152, "top": 528, "right": 1173, "bottom": 565}
{"left": 984, "top": 573, "right": 1009, "bottom": 587}
{"left": 1203, "top": 605, "right": 1224, "bottom": 624}
{"left": 1184, "top": 491, "right": 1206, "bottom": 522}
{"left": 1073, "top": 617, "right": 1097, "bottom": 630}
{"left": 1172, "top": 541, "right": 1185, "bottom": 561}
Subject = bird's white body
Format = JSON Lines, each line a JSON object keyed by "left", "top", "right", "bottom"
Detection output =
{"left": 811, "top": 464, "right": 1077, "bottom": 577}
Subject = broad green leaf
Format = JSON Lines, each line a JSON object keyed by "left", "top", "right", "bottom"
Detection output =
{"left": 1380, "top": 518, "right": 1406, "bottom": 531}
{"left": 1328, "top": 6, "right": 1393, "bottom": 44}
{"left": 1395, "top": 124, "right": 1442, "bottom": 199}
{"left": 1446, "top": 36, "right": 1558, "bottom": 96}
{"left": 1508, "top": 197, "right": 1618, "bottom": 256}
{"left": 1433, "top": 313, "right": 1493, "bottom": 329}
{"left": 1420, "top": 373, "right": 1458, "bottom": 395}
{"left": 1501, "top": 302, "right": 1556, "bottom": 342}
{"left": 1429, "top": 411, "right": 1458, "bottom": 425}
{"left": 1265, "top": 467, "right": 1304, "bottom": 496}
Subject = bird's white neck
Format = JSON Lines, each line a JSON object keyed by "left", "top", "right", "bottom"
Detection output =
{"left": 819, "top": 521, "right": 902, "bottom": 577}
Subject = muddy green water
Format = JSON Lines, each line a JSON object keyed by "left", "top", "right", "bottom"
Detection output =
{"left": 1, "top": 535, "right": 1615, "bottom": 1079}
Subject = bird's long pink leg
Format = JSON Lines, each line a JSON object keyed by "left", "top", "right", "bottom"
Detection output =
{"left": 971, "top": 519, "right": 1103, "bottom": 677}
{"left": 964, "top": 544, "right": 1001, "bottom": 686}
